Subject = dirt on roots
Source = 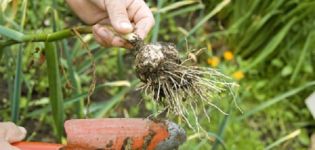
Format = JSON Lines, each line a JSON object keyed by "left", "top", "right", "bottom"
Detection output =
{"left": 128, "top": 34, "right": 238, "bottom": 130}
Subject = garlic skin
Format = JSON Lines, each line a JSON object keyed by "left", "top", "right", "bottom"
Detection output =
{"left": 135, "top": 42, "right": 180, "bottom": 83}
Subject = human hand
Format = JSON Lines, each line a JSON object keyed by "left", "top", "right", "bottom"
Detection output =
{"left": 66, "top": 0, "right": 155, "bottom": 48}
{"left": 0, "top": 122, "right": 27, "bottom": 150}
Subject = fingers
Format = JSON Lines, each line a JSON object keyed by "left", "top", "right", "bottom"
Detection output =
{"left": 127, "top": 0, "right": 155, "bottom": 39}
{"left": 66, "top": 0, "right": 107, "bottom": 24}
{"left": 91, "top": 0, "right": 154, "bottom": 47}
{"left": 0, "top": 122, "right": 27, "bottom": 143}
{"left": 0, "top": 122, "right": 26, "bottom": 150}
{"left": 0, "top": 141, "right": 20, "bottom": 150}
{"left": 134, "top": 17, "right": 155, "bottom": 39}
{"left": 6, "top": 126, "right": 26, "bottom": 143}
{"left": 93, "top": 24, "right": 132, "bottom": 48}
{"left": 104, "top": 0, "right": 133, "bottom": 34}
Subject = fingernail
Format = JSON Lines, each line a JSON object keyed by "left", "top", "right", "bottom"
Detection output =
{"left": 120, "top": 22, "right": 133, "bottom": 30}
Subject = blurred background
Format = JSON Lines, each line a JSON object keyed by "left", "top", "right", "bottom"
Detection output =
{"left": 0, "top": 0, "right": 315, "bottom": 149}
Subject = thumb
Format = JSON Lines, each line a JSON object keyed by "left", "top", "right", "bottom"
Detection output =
{"left": 105, "top": 0, "right": 133, "bottom": 34}
{"left": 6, "top": 126, "right": 27, "bottom": 143}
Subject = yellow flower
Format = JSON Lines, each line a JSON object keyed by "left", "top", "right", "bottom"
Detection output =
{"left": 223, "top": 51, "right": 234, "bottom": 61}
{"left": 207, "top": 57, "right": 220, "bottom": 68}
{"left": 232, "top": 71, "right": 245, "bottom": 80}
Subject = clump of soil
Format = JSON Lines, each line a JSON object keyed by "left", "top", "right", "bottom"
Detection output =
{"left": 126, "top": 34, "right": 238, "bottom": 129}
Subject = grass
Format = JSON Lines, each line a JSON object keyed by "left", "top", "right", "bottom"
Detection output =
{"left": 178, "top": 0, "right": 231, "bottom": 46}
{"left": 265, "top": 129, "right": 301, "bottom": 150}
{"left": 0, "top": 0, "right": 314, "bottom": 149}
{"left": 237, "top": 81, "right": 315, "bottom": 120}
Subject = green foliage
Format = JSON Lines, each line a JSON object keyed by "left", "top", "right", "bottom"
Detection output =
{"left": 0, "top": 0, "right": 314, "bottom": 149}
{"left": 44, "top": 42, "right": 64, "bottom": 142}
{"left": 11, "top": 45, "right": 22, "bottom": 123}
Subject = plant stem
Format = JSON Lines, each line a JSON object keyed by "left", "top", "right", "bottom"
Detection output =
{"left": 45, "top": 42, "right": 64, "bottom": 142}
{"left": 0, "top": 26, "right": 92, "bottom": 48}
{"left": 151, "top": 0, "right": 164, "bottom": 43}
{"left": 11, "top": 46, "right": 23, "bottom": 123}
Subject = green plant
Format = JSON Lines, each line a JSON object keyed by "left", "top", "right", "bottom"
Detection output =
{"left": 0, "top": 0, "right": 314, "bottom": 149}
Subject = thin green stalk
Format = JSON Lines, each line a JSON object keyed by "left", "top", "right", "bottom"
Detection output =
{"left": 212, "top": 104, "right": 232, "bottom": 150}
{"left": 27, "top": 80, "right": 134, "bottom": 118}
{"left": 178, "top": 0, "right": 231, "bottom": 46}
{"left": 11, "top": 46, "right": 22, "bottom": 123}
{"left": 45, "top": 42, "right": 64, "bottom": 142}
{"left": 21, "top": 74, "right": 33, "bottom": 118}
{"left": 244, "top": 17, "right": 297, "bottom": 70}
{"left": 22, "top": 27, "right": 91, "bottom": 42}
{"left": 237, "top": 81, "right": 315, "bottom": 120}
{"left": 5, "top": 49, "right": 14, "bottom": 104}
{"left": 166, "top": 3, "right": 204, "bottom": 18}
{"left": 62, "top": 40, "right": 84, "bottom": 118}
{"left": 236, "top": 11, "right": 280, "bottom": 54}
{"left": 0, "top": 25, "right": 92, "bottom": 48}
{"left": 51, "top": 7, "right": 84, "bottom": 118}
{"left": 117, "top": 48, "right": 125, "bottom": 78}
{"left": 185, "top": 131, "right": 226, "bottom": 150}
{"left": 265, "top": 129, "right": 301, "bottom": 150}
{"left": 151, "top": 0, "right": 164, "bottom": 43}
{"left": 77, "top": 48, "right": 108, "bottom": 75}
{"left": 76, "top": 47, "right": 107, "bottom": 75}
{"left": 11, "top": 0, "right": 28, "bottom": 123}
{"left": 290, "top": 31, "right": 315, "bottom": 83}
{"left": 93, "top": 80, "right": 138, "bottom": 118}
{"left": 156, "top": 1, "right": 198, "bottom": 14}
{"left": 0, "top": 25, "right": 24, "bottom": 41}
